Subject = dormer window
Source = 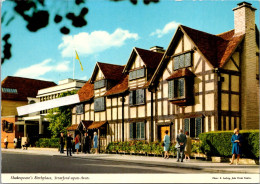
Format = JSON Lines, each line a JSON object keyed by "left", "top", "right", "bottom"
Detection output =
{"left": 173, "top": 51, "right": 192, "bottom": 70}
{"left": 2, "top": 88, "right": 17, "bottom": 94}
{"left": 94, "top": 79, "right": 106, "bottom": 90}
{"left": 129, "top": 68, "right": 146, "bottom": 81}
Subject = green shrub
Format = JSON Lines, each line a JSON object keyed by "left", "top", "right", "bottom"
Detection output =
{"left": 199, "top": 130, "right": 259, "bottom": 158}
{"left": 35, "top": 138, "right": 60, "bottom": 148}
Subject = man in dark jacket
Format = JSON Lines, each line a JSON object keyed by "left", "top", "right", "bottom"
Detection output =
{"left": 66, "top": 133, "right": 73, "bottom": 156}
{"left": 175, "top": 129, "right": 187, "bottom": 162}
{"left": 84, "top": 132, "right": 91, "bottom": 154}
{"left": 59, "top": 133, "right": 65, "bottom": 153}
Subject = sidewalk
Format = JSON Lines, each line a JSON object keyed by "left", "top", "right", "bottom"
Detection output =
{"left": 2, "top": 148, "right": 259, "bottom": 174}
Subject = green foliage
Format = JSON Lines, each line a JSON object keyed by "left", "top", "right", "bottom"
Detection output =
{"left": 191, "top": 141, "right": 202, "bottom": 154}
{"left": 199, "top": 130, "right": 259, "bottom": 158}
{"left": 35, "top": 138, "right": 59, "bottom": 148}
{"left": 46, "top": 90, "right": 78, "bottom": 138}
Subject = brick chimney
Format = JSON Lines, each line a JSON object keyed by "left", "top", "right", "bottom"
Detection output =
{"left": 150, "top": 46, "right": 165, "bottom": 53}
{"left": 233, "top": 2, "right": 259, "bottom": 129}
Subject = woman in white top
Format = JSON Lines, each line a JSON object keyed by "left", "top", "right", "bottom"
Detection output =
{"left": 13, "top": 137, "right": 18, "bottom": 149}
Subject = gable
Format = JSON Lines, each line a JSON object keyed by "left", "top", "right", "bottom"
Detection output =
{"left": 130, "top": 54, "right": 145, "bottom": 70}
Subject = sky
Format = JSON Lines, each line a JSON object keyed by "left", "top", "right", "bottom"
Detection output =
{"left": 1, "top": 0, "right": 259, "bottom": 84}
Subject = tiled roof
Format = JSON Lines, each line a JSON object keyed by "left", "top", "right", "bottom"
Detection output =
{"left": 88, "top": 121, "right": 107, "bottom": 129}
{"left": 78, "top": 120, "right": 93, "bottom": 130}
{"left": 135, "top": 47, "right": 164, "bottom": 69}
{"left": 97, "top": 62, "right": 125, "bottom": 81}
{"left": 77, "top": 80, "right": 94, "bottom": 102}
{"left": 180, "top": 25, "right": 244, "bottom": 68}
{"left": 104, "top": 75, "right": 128, "bottom": 96}
{"left": 1, "top": 76, "right": 56, "bottom": 101}
{"left": 166, "top": 68, "right": 195, "bottom": 80}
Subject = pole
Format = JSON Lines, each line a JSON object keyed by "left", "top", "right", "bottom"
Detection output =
{"left": 73, "top": 53, "right": 75, "bottom": 80}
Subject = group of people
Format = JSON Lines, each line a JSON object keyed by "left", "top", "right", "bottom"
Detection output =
{"left": 3, "top": 136, "right": 23, "bottom": 149}
{"left": 59, "top": 132, "right": 98, "bottom": 156}
{"left": 163, "top": 128, "right": 243, "bottom": 164}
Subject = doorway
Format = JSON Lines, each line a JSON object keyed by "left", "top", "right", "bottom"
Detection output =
{"left": 159, "top": 126, "right": 170, "bottom": 142}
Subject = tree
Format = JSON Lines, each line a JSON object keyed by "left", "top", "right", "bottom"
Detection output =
{"left": 46, "top": 90, "right": 77, "bottom": 138}
{"left": 1, "top": 0, "right": 159, "bottom": 64}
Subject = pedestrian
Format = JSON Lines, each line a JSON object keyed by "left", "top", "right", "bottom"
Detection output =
{"left": 93, "top": 132, "right": 98, "bottom": 154}
{"left": 184, "top": 131, "right": 192, "bottom": 161}
{"left": 13, "top": 137, "right": 18, "bottom": 149}
{"left": 230, "top": 128, "right": 243, "bottom": 165}
{"left": 163, "top": 130, "right": 170, "bottom": 159}
{"left": 75, "top": 134, "right": 80, "bottom": 154}
{"left": 84, "top": 132, "right": 91, "bottom": 154}
{"left": 4, "top": 136, "right": 8, "bottom": 149}
{"left": 17, "top": 136, "right": 21, "bottom": 149}
{"left": 175, "top": 129, "right": 187, "bottom": 162}
{"left": 59, "top": 132, "right": 65, "bottom": 154}
{"left": 66, "top": 133, "right": 73, "bottom": 156}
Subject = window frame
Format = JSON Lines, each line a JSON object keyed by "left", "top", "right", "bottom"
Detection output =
{"left": 168, "top": 77, "right": 186, "bottom": 100}
{"left": 129, "top": 68, "right": 146, "bottom": 81}
{"left": 94, "top": 97, "right": 106, "bottom": 112}
{"left": 129, "top": 121, "right": 145, "bottom": 140}
{"left": 129, "top": 89, "right": 146, "bottom": 106}
{"left": 173, "top": 51, "right": 193, "bottom": 71}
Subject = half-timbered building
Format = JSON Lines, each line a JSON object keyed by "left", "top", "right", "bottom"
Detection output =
{"left": 70, "top": 1, "right": 259, "bottom": 150}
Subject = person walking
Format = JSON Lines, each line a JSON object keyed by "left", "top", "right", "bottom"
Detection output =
{"left": 163, "top": 130, "right": 170, "bottom": 159}
{"left": 175, "top": 129, "right": 187, "bottom": 162}
{"left": 66, "top": 133, "right": 73, "bottom": 156}
{"left": 184, "top": 131, "right": 192, "bottom": 161}
{"left": 75, "top": 134, "right": 80, "bottom": 154}
{"left": 59, "top": 132, "right": 65, "bottom": 154}
{"left": 4, "top": 136, "right": 8, "bottom": 149}
{"left": 17, "top": 136, "right": 21, "bottom": 149}
{"left": 84, "top": 132, "right": 91, "bottom": 154}
{"left": 13, "top": 137, "right": 18, "bottom": 149}
{"left": 230, "top": 128, "right": 243, "bottom": 165}
{"left": 93, "top": 132, "right": 98, "bottom": 154}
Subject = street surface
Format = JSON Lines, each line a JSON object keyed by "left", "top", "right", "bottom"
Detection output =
{"left": 2, "top": 152, "right": 204, "bottom": 173}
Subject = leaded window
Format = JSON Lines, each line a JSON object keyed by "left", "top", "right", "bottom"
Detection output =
{"left": 173, "top": 52, "right": 192, "bottom": 70}
{"left": 129, "top": 89, "right": 145, "bottom": 105}
{"left": 94, "top": 79, "right": 106, "bottom": 90}
{"left": 94, "top": 97, "right": 105, "bottom": 112}
{"left": 2, "top": 88, "right": 17, "bottom": 94}
{"left": 129, "top": 122, "right": 145, "bottom": 140}
{"left": 76, "top": 104, "right": 84, "bottom": 114}
{"left": 168, "top": 78, "right": 185, "bottom": 99}
{"left": 129, "top": 68, "right": 146, "bottom": 80}
{"left": 183, "top": 117, "right": 203, "bottom": 138}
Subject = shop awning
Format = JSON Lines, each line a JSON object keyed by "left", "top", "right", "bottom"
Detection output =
{"left": 88, "top": 121, "right": 107, "bottom": 129}
{"left": 17, "top": 94, "right": 80, "bottom": 116}
{"left": 67, "top": 124, "right": 79, "bottom": 131}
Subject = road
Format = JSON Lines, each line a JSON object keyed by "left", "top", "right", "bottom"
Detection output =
{"left": 2, "top": 152, "right": 204, "bottom": 173}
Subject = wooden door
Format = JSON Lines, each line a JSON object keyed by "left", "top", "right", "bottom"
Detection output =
{"left": 160, "top": 126, "right": 170, "bottom": 141}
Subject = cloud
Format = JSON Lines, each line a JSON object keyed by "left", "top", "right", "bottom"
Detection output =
{"left": 150, "top": 21, "right": 180, "bottom": 38}
{"left": 14, "top": 59, "right": 70, "bottom": 80}
{"left": 58, "top": 28, "right": 139, "bottom": 57}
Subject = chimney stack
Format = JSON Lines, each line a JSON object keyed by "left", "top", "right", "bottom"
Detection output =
{"left": 233, "top": 1, "right": 256, "bottom": 34}
{"left": 150, "top": 46, "right": 165, "bottom": 53}
{"left": 233, "top": 2, "right": 259, "bottom": 129}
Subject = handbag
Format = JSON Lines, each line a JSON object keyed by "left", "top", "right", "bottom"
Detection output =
{"left": 162, "top": 142, "right": 165, "bottom": 147}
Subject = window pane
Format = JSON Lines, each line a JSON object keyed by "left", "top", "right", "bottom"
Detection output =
{"left": 129, "top": 91, "right": 133, "bottom": 105}
{"left": 179, "top": 54, "right": 185, "bottom": 68}
{"left": 138, "top": 68, "right": 145, "bottom": 78}
{"left": 174, "top": 56, "right": 179, "bottom": 70}
{"left": 76, "top": 104, "right": 84, "bottom": 114}
{"left": 174, "top": 79, "right": 178, "bottom": 98}
{"left": 136, "top": 123, "right": 140, "bottom": 139}
{"left": 141, "top": 122, "right": 145, "bottom": 139}
{"left": 130, "top": 123, "right": 134, "bottom": 139}
{"left": 168, "top": 80, "right": 174, "bottom": 99}
{"left": 129, "top": 71, "right": 133, "bottom": 80}
{"left": 185, "top": 52, "right": 191, "bottom": 67}
{"left": 136, "top": 89, "right": 145, "bottom": 104}
{"left": 132, "top": 70, "right": 137, "bottom": 79}
{"left": 94, "top": 97, "right": 105, "bottom": 111}
{"left": 184, "top": 118, "right": 190, "bottom": 134}
{"left": 178, "top": 78, "right": 185, "bottom": 97}
{"left": 195, "top": 117, "right": 202, "bottom": 137}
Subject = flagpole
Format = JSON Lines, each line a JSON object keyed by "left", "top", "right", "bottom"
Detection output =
{"left": 73, "top": 50, "right": 75, "bottom": 80}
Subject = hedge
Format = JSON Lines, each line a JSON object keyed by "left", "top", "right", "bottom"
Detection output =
{"left": 199, "top": 130, "right": 259, "bottom": 159}
{"left": 35, "top": 138, "right": 60, "bottom": 148}
{"left": 106, "top": 140, "right": 202, "bottom": 156}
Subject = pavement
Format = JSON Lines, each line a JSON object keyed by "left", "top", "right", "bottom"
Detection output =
{"left": 1, "top": 148, "right": 259, "bottom": 174}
